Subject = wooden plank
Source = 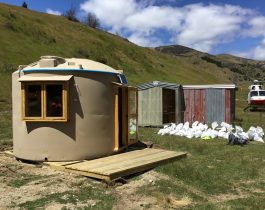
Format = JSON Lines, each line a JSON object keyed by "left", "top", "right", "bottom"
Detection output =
{"left": 113, "top": 87, "right": 119, "bottom": 151}
{"left": 48, "top": 163, "right": 111, "bottom": 181}
{"left": 109, "top": 152, "right": 186, "bottom": 180}
{"left": 44, "top": 160, "right": 83, "bottom": 167}
{"left": 66, "top": 150, "right": 186, "bottom": 176}
{"left": 4, "top": 149, "right": 186, "bottom": 182}
{"left": 65, "top": 149, "right": 161, "bottom": 171}
{"left": 90, "top": 151, "right": 186, "bottom": 175}
{"left": 45, "top": 148, "right": 187, "bottom": 181}
{"left": 86, "top": 150, "right": 178, "bottom": 173}
{"left": 68, "top": 150, "right": 186, "bottom": 180}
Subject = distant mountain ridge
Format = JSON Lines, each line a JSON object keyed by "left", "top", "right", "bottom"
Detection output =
{"left": 155, "top": 45, "right": 201, "bottom": 55}
{"left": 155, "top": 45, "right": 265, "bottom": 82}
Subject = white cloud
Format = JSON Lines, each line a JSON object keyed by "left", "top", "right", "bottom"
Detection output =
{"left": 176, "top": 4, "right": 252, "bottom": 52}
{"left": 124, "top": 6, "right": 184, "bottom": 33}
{"left": 232, "top": 38, "right": 265, "bottom": 60}
{"left": 80, "top": 0, "right": 265, "bottom": 59}
{"left": 244, "top": 16, "right": 265, "bottom": 37}
{"left": 128, "top": 32, "right": 163, "bottom": 47}
{"left": 253, "top": 44, "right": 265, "bottom": 60}
{"left": 234, "top": 16, "right": 265, "bottom": 60}
{"left": 46, "top": 8, "right": 61, "bottom": 16}
{"left": 80, "top": 0, "right": 138, "bottom": 31}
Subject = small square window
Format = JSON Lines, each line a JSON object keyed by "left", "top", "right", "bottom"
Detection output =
{"left": 22, "top": 82, "right": 68, "bottom": 122}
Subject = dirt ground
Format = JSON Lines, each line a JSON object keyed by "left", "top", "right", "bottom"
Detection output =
{"left": 0, "top": 148, "right": 174, "bottom": 210}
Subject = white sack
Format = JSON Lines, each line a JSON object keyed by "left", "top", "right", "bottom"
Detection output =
{"left": 211, "top": 121, "right": 218, "bottom": 130}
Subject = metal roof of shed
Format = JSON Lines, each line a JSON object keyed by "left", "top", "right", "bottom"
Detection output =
{"left": 137, "top": 81, "right": 181, "bottom": 91}
{"left": 182, "top": 84, "right": 236, "bottom": 89}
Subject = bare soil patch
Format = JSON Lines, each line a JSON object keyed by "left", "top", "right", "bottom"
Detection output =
{"left": 0, "top": 150, "right": 172, "bottom": 209}
{"left": 0, "top": 152, "right": 100, "bottom": 209}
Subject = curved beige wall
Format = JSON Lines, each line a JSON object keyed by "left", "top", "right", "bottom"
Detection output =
{"left": 12, "top": 71, "right": 119, "bottom": 161}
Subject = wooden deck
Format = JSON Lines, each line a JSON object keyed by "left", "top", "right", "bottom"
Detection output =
{"left": 45, "top": 148, "right": 187, "bottom": 181}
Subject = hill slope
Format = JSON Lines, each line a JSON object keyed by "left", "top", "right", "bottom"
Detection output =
{"left": 156, "top": 45, "right": 265, "bottom": 83}
{"left": 0, "top": 3, "right": 232, "bottom": 93}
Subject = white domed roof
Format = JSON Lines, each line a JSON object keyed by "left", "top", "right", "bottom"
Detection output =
{"left": 21, "top": 56, "right": 119, "bottom": 74}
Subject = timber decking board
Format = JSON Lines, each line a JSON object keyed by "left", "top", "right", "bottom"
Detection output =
{"left": 4, "top": 149, "right": 187, "bottom": 181}
{"left": 48, "top": 148, "right": 187, "bottom": 181}
{"left": 69, "top": 150, "right": 178, "bottom": 173}
{"left": 65, "top": 148, "right": 162, "bottom": 170}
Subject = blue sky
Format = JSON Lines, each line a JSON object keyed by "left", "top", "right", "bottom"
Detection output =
{"left": 2, "top": 0, "right": 265, "bottom": 60}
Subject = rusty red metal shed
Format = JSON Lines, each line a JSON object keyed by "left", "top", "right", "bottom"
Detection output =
{"left": 182, "top": 84, "right": 236, "bottom": 124}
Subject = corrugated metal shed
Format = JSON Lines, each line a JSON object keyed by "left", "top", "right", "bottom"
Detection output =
{"left": 183, "top": 84, "right": 236, "bottom": 124}
{"left": 137, "top": 82, "right": 236, "bottom": 126}
{"left": 137, "top": 81, "right": 183, "bottom": 126}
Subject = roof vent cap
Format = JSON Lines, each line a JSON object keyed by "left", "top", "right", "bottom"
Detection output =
{"left": 153, "top": 81, "right": 160, "bottom": 86}
{"left": 40, "top": 56, "right": 66, "bottom": 67}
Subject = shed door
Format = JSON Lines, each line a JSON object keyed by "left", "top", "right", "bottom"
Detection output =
{"left": 162, "top": 89, "right": 176, "bottom": 124}
{"left": 183, "top": 89, "right": 205, "bottom": 123}
{"left": 206, "top": 89, "right": 225, "bottom": 124}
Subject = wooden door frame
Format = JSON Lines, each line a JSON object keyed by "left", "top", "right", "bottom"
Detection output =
{"left": 113, "top": 83, "right": 138, "bottom": 151}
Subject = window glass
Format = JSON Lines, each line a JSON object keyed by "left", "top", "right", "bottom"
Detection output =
{"left": 25, "top": 84, "right": 42, "bottom": 117}
{"left": 46, "top": 84, "right": 63, "bottom": 117}
{"left": 259, "top": 91, "right": 265, "bottom": 96}
{"left": 128, "top": 90, "right": 137, "bottom": 114}
{"left": 251, "top": 91, "right": 258, "bottom": 97}
{"left": 118, "top": 74, "right": 128, "bottom": 85}
{"left": 128, "top": 89, "right": 137, "bottom": 142}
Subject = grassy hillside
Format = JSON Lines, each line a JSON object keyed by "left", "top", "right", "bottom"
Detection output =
{"left": 157, "top": 45, "right": 265, "bottom": 83}
{"left": 0, "top": 3, "right": 231, "bottom": 88}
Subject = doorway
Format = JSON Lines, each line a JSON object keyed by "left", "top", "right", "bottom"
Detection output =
{"left": 113, "top": 84, "right": 138, "bottom": 151}
{"left": 162, "top": 89, "right": 176, "bottom": 124}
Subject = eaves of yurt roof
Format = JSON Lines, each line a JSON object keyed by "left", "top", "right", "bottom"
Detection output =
{"left": 182, "top": 84, "right": 236, "bottom": 89}
{"left": 137, "top": 81, "right": 181, "bottom": 91}
{"left": 20, "top": 56, "right": 119, "bottom": 74}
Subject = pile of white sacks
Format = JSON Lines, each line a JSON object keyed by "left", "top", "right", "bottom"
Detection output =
{"left": 157, "top": 121, "right": 264, "bottom": 143}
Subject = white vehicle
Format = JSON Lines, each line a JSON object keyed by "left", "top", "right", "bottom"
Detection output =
{"left": 247, "top": 80, "right": 265, "bottom": 108}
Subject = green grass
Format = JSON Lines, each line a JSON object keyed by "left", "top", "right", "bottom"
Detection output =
{"left": 138, "top": 127, "right": 265, "bottom": 208}
{"left": 18, "top": 186, "right": 115, "bottom": 210}
{"left": 0, "top": 70, "right": 12, "bottom": 145}
{"left": 8, "top": 174, "right": 53, "bottom": 188}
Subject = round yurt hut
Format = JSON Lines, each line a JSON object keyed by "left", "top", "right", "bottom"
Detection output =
{"left": 12, "top": 56, "right": 138, "bottom": 161}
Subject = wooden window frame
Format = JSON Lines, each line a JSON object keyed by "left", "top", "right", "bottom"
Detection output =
{"left": 21, "top": 81, "right": 69, "bottom": 122}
